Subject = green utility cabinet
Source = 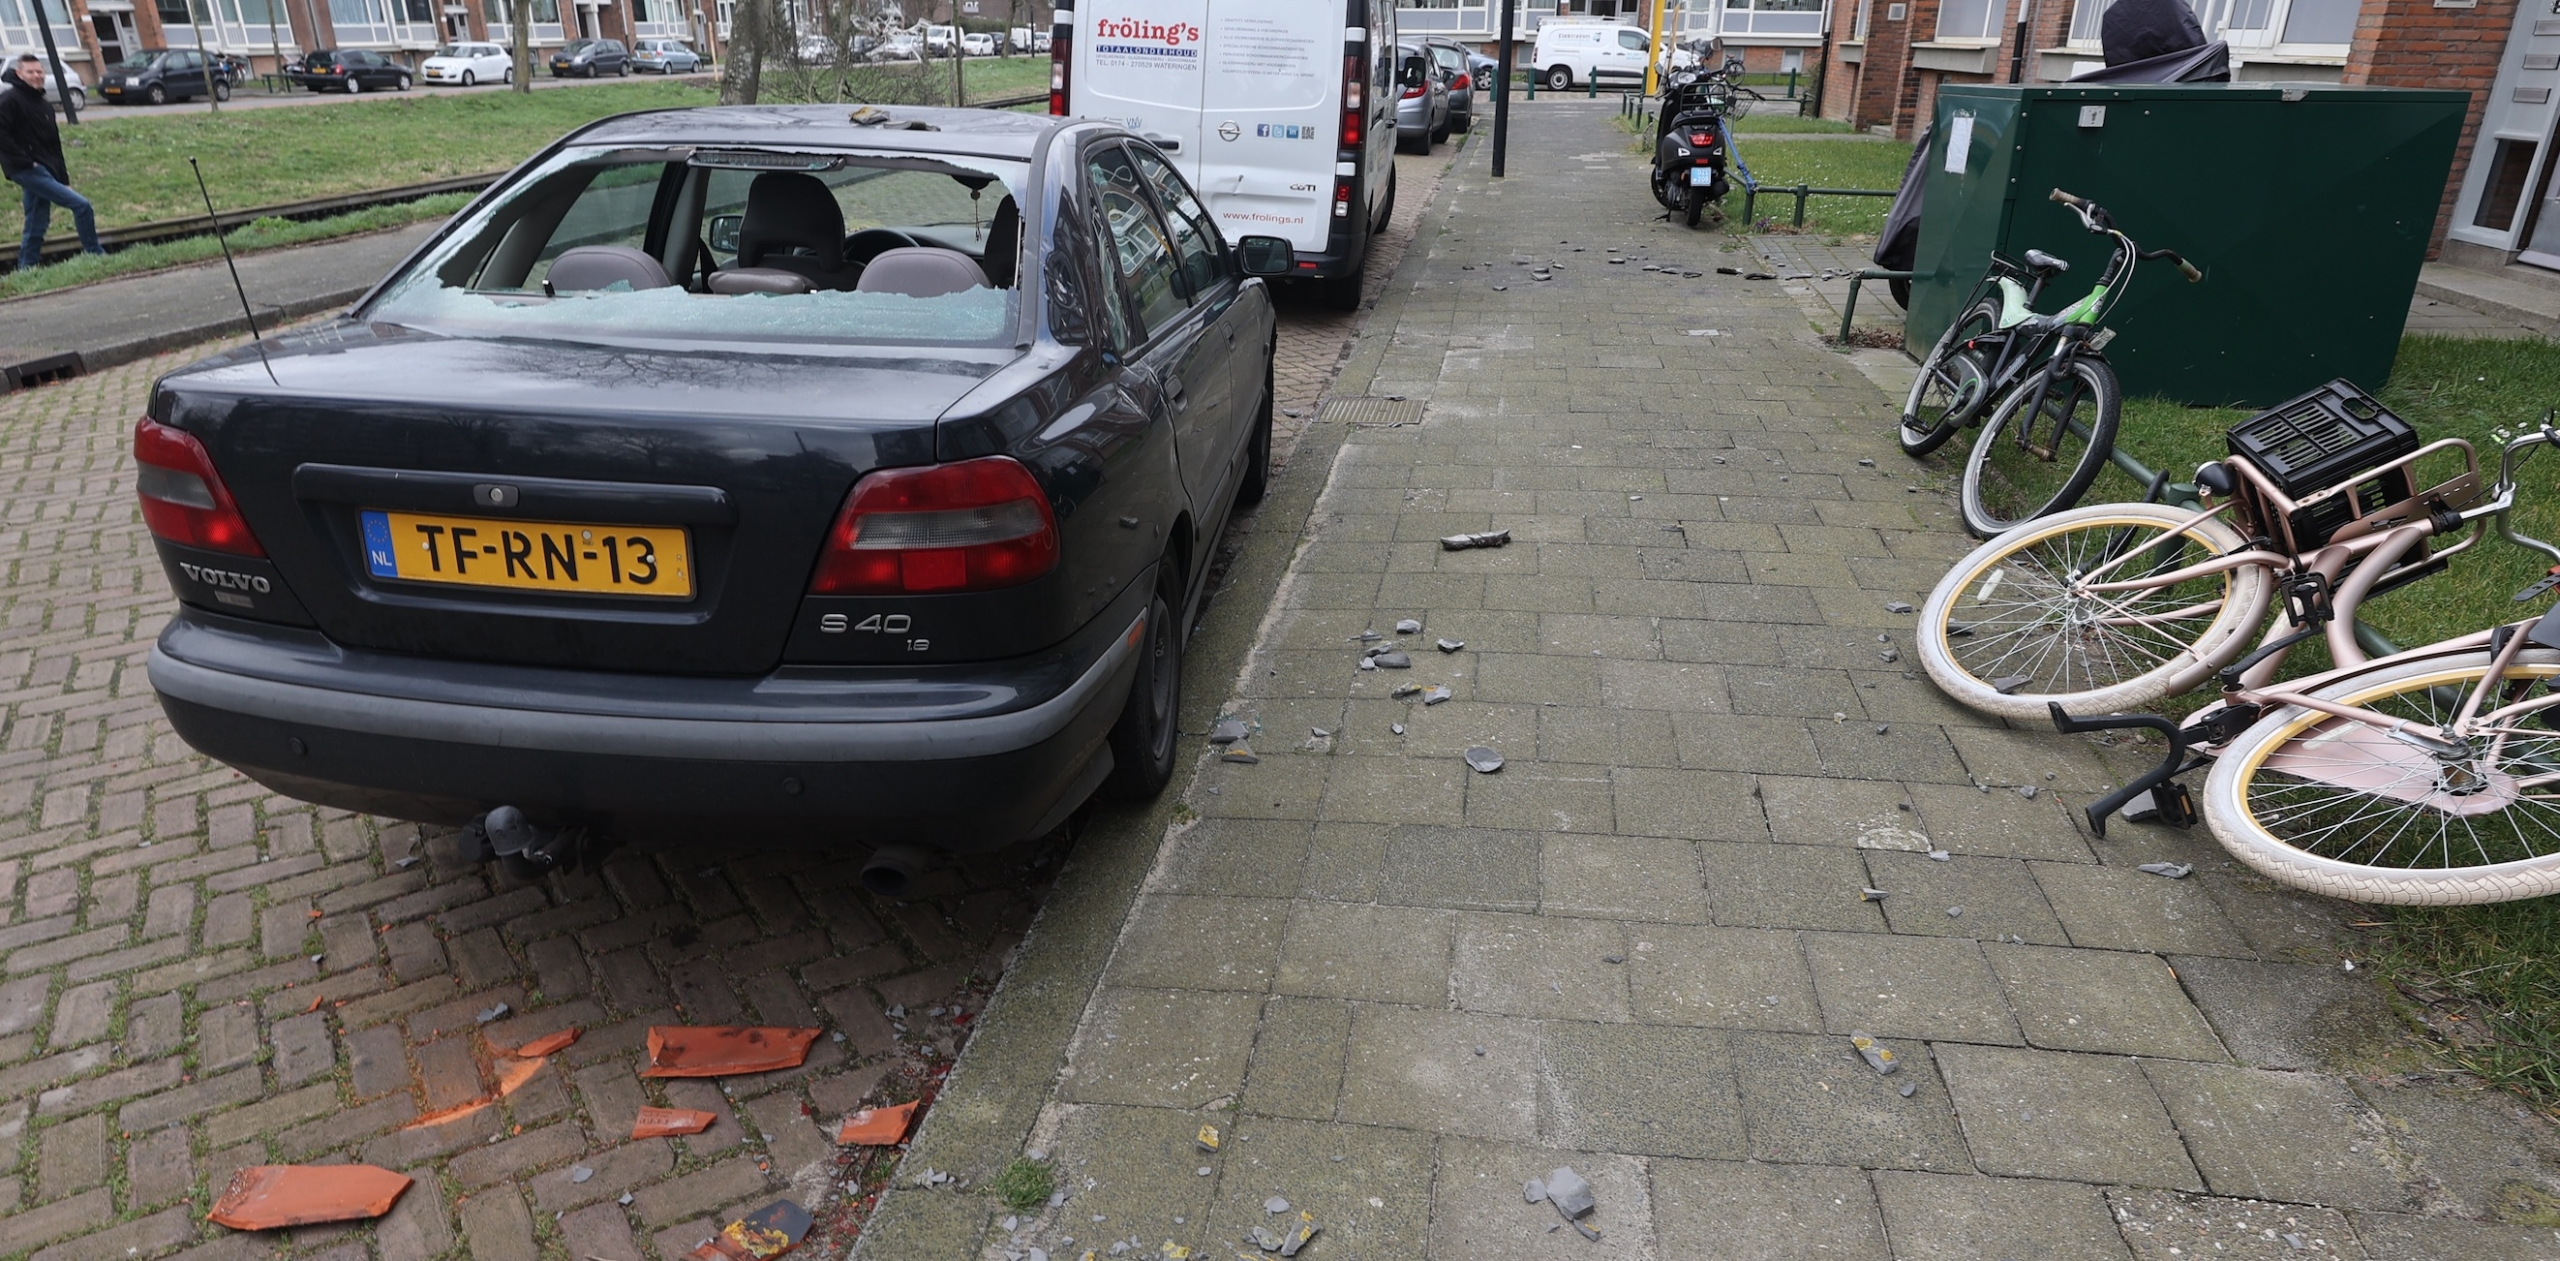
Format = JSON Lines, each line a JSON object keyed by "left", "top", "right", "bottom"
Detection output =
{"left": 1907, "top": 83, "right": 2467, "bottom": 408}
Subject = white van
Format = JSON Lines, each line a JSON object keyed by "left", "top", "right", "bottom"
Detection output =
{"left": 1051, "top": 0, "right": 1400, "bottom": 310}
{"left": 1532, "top": 20, "right": 1667, "bottom": 93}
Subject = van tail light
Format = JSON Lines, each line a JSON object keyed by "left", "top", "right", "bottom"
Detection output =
{"left": 810, "top": 456, "right": 1058, "bottom": 595}
{"left": 1335, "top": 176, "right": 1352, "bottom": 218}
{"left": 1340, "top": 52, "right": 1363, "bottom": 146}
{"left": 1048, "top": 16, "right": 1071, "bottom": 113}
{"left": 134, "top": 417, "right": 265, "bottom": 557}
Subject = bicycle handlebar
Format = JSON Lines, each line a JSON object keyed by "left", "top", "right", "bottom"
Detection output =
{"left": 2049, "top": 188, "right": 2203, "bottom": 281}
{"left": 2048, "top": 188, "right": 2091, "bottom": 210}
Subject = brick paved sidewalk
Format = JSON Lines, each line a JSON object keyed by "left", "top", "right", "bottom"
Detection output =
{"left": 880, "top": 101, "right": 2560, "bottom": 1260}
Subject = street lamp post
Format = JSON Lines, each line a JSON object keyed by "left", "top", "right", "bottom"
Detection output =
{"left": 1491, "top": 0, "right": 1514, "bottom": 177}
{"left": 32, "top": 0, "right": 77, "bottom": 124}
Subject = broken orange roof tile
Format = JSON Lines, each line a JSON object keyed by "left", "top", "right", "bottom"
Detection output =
{"left": 683, "top": 1199, "right": 812, "bottom": 1261}
{"left": 642, "top": 1026, "right": 821, "bottom": 1078}
{"left": 834, "top": 1100, "right": 918, "bottom": 1146}
{"left": 510, "top": 1028, "right": 580, "bottom": 1058}
{"left": 207, "top": 1165, "right": 412, "bottom": 1231}
{"left": 493, "top": 1055, "right": 546, "bottom": 1098}
{"left": 632, "top": 1106, "right": 719, "bottom": 1139}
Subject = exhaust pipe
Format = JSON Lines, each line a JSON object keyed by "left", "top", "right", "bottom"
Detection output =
{"left": 468, "top": 805, "right": 581, "bottom": 875}
{"left": 858, "top": 845, "right": 930, "bottom": 898}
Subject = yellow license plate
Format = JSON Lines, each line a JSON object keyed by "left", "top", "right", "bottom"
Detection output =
{"left": 361, "top": 510, "right": 693, "bottom": 598}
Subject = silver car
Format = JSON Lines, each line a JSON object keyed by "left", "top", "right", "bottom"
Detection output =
{"left": 1425, "top": 39, "right": 1475, "bottom": 133}
{"left": 1393, "top": 42, "right": 1448, "bottom": 154}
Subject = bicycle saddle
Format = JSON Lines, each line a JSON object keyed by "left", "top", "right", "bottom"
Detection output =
{"left": 2023, "top": 249, "right": 2071, "bottom": 275}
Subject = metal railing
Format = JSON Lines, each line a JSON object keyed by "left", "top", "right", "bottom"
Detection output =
{"left": 1741, "top": 182, "right": 1897, "bottom": 228}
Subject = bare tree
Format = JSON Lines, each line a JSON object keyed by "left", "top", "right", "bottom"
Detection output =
{"left": 512, "top": 0, "right": 534, "bottom": 93}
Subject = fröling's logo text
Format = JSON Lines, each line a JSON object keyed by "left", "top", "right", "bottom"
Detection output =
{"left": 1092, "top": 17, "right": 1200, "bottom": 44}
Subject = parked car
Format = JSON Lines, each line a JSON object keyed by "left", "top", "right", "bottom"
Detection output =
{"left": 961, "top": 31, "right": 998, "bottom": 57}
{"left": 1393, "top": 41, "right": 1449, "bottom": 154}
{"left": 99, "top": 49, "right": 232, "bottom": 105}
{"left": 869, "top": 34, "right": 923, "bottom": 61}
{"left": 287, "top": 48, "right": 410, "bottom": 94}
{"left": 1055, "top": 0, "right": 1398, "bottom": 311}
{"left": 795, "top": 33, "right": 837, "bottom": 62}
{"left": 549, "top": 38, "right": 629, "bottom": 77}
{"left": 420, "top": 42, "right": 512, "bottom": 87}
{"left": 138, "top": 105, "right": 1289, "bottom": 889}
{"left": 29, "top": 62, "right": 85, "bottom": 111}
{"left": 1424, "top": 37, "right": 1476, "bottom": 132}
{"left": 631, "top": 38, "right": 702, "bottom": 73}
{"left": 923, "top": 23, "right": 957, "bottom": 54}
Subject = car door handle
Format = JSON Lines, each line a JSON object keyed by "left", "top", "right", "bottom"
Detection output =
{"left": 1163, "top": 374, "right": 1186, "bottom": 406}
{"left": 1223, "top": 325, "right": 1235, "bottom": 344}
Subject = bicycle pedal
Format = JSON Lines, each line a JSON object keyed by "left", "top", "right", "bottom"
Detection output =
{"left": 2120, "top": 780, "right": 2196, "bottom": 828}
{"left": 2513, "top": 567, "right": 2560, "bottom": 603}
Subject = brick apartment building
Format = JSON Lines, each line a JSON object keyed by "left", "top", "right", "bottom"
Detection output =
{"left": 1819, "top": 0, "right": 2560, "bottom": 265}
{"left": 0, "top": 0, "right": 716, "bottom": 79}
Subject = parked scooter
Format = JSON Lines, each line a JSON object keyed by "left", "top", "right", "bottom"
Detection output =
{"left": 1650, "top": 63, "right": 1741, "bottom": 228}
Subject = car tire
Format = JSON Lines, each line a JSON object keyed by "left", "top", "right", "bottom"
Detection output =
{"left": 68, "top": 88, "right": 84, "bottom": 109}
{"left": 1452, "top": 107, "right": 1470, "bottom": 133}
{"left": 505, "top": 66, "right": 515, "bottom": 84}
{"left": 398, "top": 74, "right": 411, "bottom": 90}
{"left": 618, "top": 61, "right": 629, "bottom": 76}
{"left": 346, "top": 76, "right": 360, "bottom": 94}
{"left": 1430, "top": 115, "right": 1449, "bottom": 145}
{"left": 1099, "top": 586, "right": 1181, "bottom": 802}
{"left": 213, "top": 80, "right": 230, "bottom": 101}
{"left": 1545, "top": 65, "right": 1571, "bottom": 92}
{"left": 1235, "top": 361, "right": 1273, "bottom": 508}
{"left": 145, "top": 82, "right": 166, "bottom": 105}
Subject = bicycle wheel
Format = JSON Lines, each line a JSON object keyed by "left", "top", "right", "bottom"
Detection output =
{"left": 1918, "top": 502, "right": 2272, "bottom": 722}
{"left": 2203, "top": 648, "right": 2560, "bottom": 904}
{"left": 1900, "top": 297, "right": 2000, "bottom": 457}
{"left": 1959, "top": 355, "right": 2121, "bottom": 539}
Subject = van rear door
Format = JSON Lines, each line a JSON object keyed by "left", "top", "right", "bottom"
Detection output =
{"left": 1070, "top": 0, "right": 1212, "bottom": 153}
{"left": 1196, "top": 3, "right": 1346, "bottom": 257}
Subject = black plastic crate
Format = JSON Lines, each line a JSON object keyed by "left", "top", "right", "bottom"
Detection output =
{"left": 2227, "top": 379, "right": 2419, "bottom": 548}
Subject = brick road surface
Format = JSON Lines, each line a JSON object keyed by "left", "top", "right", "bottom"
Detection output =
{"left": 857, "top": 100, "right": 2560, "bottom": 1259}
{"left": 0, "top": 140, "right": 1455, "bottom": 1260}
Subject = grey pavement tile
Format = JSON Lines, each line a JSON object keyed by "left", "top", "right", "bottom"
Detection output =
{"left": 1320, "top": 756, "right": 1471, "bottom": 826}
{"left": 1540, "top": 1023, "right": 1742, "bottom": 1158}
{"left": 1702, "top": 842, "right": 1890, "bottom": 933}
{"left": 2345, "top": 1077, "right": 2560, "bottom": 1221}
{"left": 1867, "top": 852, "right": 2070, "bottom": 946}
{"left": 1610, "top": 767, "right": 1763, "bottom": 843}
{"left": 1668, "top": 712, "right": 1825, "bottom": 779}
{"left": 2108, "top": 1189, "right": 2363, "bottom": 1259}
{"left": 1059, "top": 987, "right": 1263, "bottom": 1110}
{"left": 2168, "top": 956, "right": 2402, "bottom": 1072}
{"left": 1204, "top": 1115, "right": 1436, "bottom": 1258}
{"left": 1450, "top": 912, "right": 1630, "bottom": 1022}
{"left": 1727, "top": 667, "right": 1869, "bottom": 718}
{"left": 1537, "top": 613, "right": 1666, "bottom": 660}
{"left": 2033, "top": 862, "right": 2254, "bottom": 957}
{"left": 1241, "top": 994, "right": 1350, "bottom": 1122}
{"left": 1934, "top": 1043, "right": 2200, "bottom": 1188}
{"left": 1598, "top": 659, "right": 1730, "bottom": 712}
{"left": 1032, "top": 1102, "right": 1220, "bottom": 1256}
{"left": 1907, "top": 783, "right": 2097, "bottom": 862}
{"left": 1802, "top": 932, "right": 2022, "bottom": 1045}
{"left": 1464, "top": 765, "right": 1619, "bottom": 834}
{"left": 1870, "top": 1172, "right": 2134, "bottom": 1261}
{"left": 1732, "top": 1031, "right": 1971, "bottom": 1173}
{"left": 1378, "top": 825, "right": 1542, "bottom": 912}
{"left": 1945, "top": 727, "right": 2122, "bottom": 795}
{"left": 2144, "top": 1060, "right": 2417, "bottom": 1211}
{"left": 1389, "top": 700, "right": 1540, "bottom": 762}
{"left": 1300, "top": 823, "right": 1393, "bottom": 904}
{"left": 1537, "top": 833, "right": 1709, "bottom": 923}
{"left": 1275, "top": 900, "right": 1453, "bottom": 1006}
{"left": 2346, "top": 1212, "right": 2560, "bottom": 1260}
{"left": 1808, "top": 720, "right": 1973, "bottom": 783}
{"left": 1536, "top": 706, "right": 1679, "bottom": 768}
{"left": 2200, "top": 869, "right": 2362, "bottom": 966}
{"left": 1151, "top": 818, "right": 1315, "bottom": 900}
{"left": 1758, "top": 776, "right": 1920, "bottom": 848}
{"left": 1625, "top": 923, "right": 1822, "bottom": 1034}
{"left": 1648, "top": 1158, "right": 1889, "bottom": 1260}
{"left": 1340, "top": 1006, "right": 1539, "bottom": 1143}
{"left": 1100, "top": 895, "right": 1290, "bottom": 993}
{"left": 1985, "top": 945, "right": 2226, "bottom": 1061}
{"left": 1471, "top": 653, "right": 1603, "bottom": 706}
{"left": 1193, "top": 751, "right": 1330, "bottom": 820}
{"left": 1424, "top": 1137, "right": 1655, "bottom": 1260}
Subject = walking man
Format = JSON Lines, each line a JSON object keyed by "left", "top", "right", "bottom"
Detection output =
{"left": 1, "top": 54, "right": 103, "bottom": 272}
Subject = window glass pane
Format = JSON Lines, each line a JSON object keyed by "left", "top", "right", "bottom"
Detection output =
{"left": 1935, "top": 0, "right": 2000, "bottom": 40}
{"left": 2279, "top": 0, "right": 2354, "bottom": 43}
{"left": 1087, "top": 147, "right": 1189, "bottom": 340}
{"left": 1131, "top": 148, "right": 1227, "bottom": 297}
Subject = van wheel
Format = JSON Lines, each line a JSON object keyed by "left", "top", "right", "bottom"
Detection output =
{"left": 1100, "top": 587, "right": 1181, "bottom": 802}
{"left": 1545, "top": 65, "right": 1571, "bottom": 92}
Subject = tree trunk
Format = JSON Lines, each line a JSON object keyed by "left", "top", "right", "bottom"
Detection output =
{"left": 513, "top": 0, "right": 534, "bottom": 93}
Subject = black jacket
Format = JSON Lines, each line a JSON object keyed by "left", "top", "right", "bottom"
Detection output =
{"left": 0, "top": 69, "right": 67, "bottom": 183}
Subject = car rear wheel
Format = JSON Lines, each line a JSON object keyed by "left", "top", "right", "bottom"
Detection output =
{"left": 346, "top": 76, "right": 361, "bottom": 94}
{"left": 617, "top": 61, "right": 630, "bottom": 76}
{"left": 1236, "top": 362, "right": 1274, "bottom": 507}
{"left": 504, "top": 66, "right": 514, "bottom": 84}
{"left": 1100, "top": 587, "right": 1181, "bottom": 802}
{"left": 213, "top": 80, "right": 230, "bottom": 101}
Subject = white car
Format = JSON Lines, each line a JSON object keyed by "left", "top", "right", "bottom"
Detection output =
{"left": 796, "top": 33, "right": 836, "bottom": 62}
{"left": 421, "top": 41, "right": 512, "bottom": 87}
{"left": 961, "top": 31, "right": 997, "bottom": 56}
{"left": 869, "top": 34, "right": 922, "bottom": 61}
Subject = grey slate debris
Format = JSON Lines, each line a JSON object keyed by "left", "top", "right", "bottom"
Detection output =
{"left": 1898, "top": 1081, "right": 1919, "bottom": 1098}
{"left": 1440, "top": 528, "right": 1513, "bottom": 551}
{"left": 1221, "top": 748, "right": 1261, "bottom": 764}
{"left": 1849, "top": 1030, "right": 1901, "bottom": 1075}
{"left": 2017, "top": 785, "right": 2039, "bottom": 799}
{"left": 1465, "top": 746, "right": 1505, "bottom": 773}
{"left": 476, "top": 1002, "right": 511, "bottom": 1024}
{"left": 1209, "top": 717, "right": 1251, "bottom": 745}
{"left": 1374, "top": 650, "right": 1413, "bottom": 669}
{"left": 1249, "top": 1226, "right": 1284, "bottom": 1251}
{"left": 1437, "top": 638, "right": 1465, "bottom": 652}
{"left": 1395, "top": 618, "right": 1423, "bottom": 634}
{"left": 1544, "top": 1166, "right": 1597, "bottom": 1219}
{"left": 1861, "top": 887, "right": 1888, "bottom": 901}
{"left": 1716, "top": 266, "right": 1741, "bottom": 275}
{"left": 2138, "top": 862, "right": 2195, "bottom": 879}
{"left": 1265, "top": 1197, "right": 1290, "bottom": 1214}
{"left": 1572, "top": 1221, "right": 1603, "bottom": 1242}
{"left": 1990, "top": 675, "right": 2034, "bottom": 695}
{"left": 1524, "top": 1178, "right": 1546, "bottom": 1204}
{"left": 1423, "top": 686, "right": 1453, "bottom": 705}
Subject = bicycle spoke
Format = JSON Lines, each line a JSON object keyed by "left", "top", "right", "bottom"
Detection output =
{"left": 1948, "top": 518, "right": 2230, "bottom": 696}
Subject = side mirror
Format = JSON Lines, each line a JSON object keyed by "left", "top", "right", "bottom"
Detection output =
{"left": 1235, "top": 236, "right": 1295, "bottom": 277}
{"left": 708, "top": 214, "right": 743, "bottom": 255}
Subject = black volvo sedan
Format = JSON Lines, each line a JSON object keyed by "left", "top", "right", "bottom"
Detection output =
{"left": 139, "top": 105, "right": 1285, "bottom": 885}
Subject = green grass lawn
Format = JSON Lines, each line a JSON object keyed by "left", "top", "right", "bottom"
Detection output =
{"left": 1728, "top": 113, "right": 1857, "bottom": 134}
{"left": 0, "top": 192, "right": 470, "bottom": 301}
{"left": 1724, "top": 136, "right": 1910, "bottom": 235}
{"left": 1914, "top": 333, "right": 2560, "bottom": 1108}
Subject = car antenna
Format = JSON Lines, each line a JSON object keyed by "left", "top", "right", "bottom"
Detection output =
{"left": 188, "top": 157, "right": 277, "bottom": 386}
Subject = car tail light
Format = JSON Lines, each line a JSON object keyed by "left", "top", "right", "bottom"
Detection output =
{"left": 134, "top": 417, "right": 264, "bottom": 557}
{"left": 810, "top": 456, "right": 1057, "bottom": 595}
{"left": 1452, "top": 73, "right": 1471, "bottom": 90}
{"left": 1401, "top": 81, "right": 1424, "bottom": 100}
{"left": 1340, "top": 53, "right": 1363, "bottom": 146}
{"left": 1049, "top": 11, "right": 1071, "bottom": 114}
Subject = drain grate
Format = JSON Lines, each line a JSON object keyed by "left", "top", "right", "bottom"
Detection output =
{"left": 1, "top": 350, "right": 83, "bottom": 393}
{"left": 1320, "top": 396, "right": 1425, "bottom": 429}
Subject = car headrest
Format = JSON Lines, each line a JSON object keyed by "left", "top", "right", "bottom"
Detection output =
{"left": 980, "top": 196, "right": 1020, "bottom": 288}
{"left": 546, "top": 245, "right": 673, "bottom": 292}
{"left": 738, "top": 171, "right": 847, "bottom": 269}
{"left": 855, "top": 247, "right": 989, "bottom": 298}
{"left": 708, "top": 267, "right": 817, "bottom": 296}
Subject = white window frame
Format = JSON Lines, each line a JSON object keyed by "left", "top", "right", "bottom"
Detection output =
{"left": 0, "top": 0, "right": 83, "bottom": 55}
{"left": 1933, "top": 0, "right": 2008, "bottom": 45}
{"left": 2066, "top": 0, "right": 2351, "bottom": 62}
{"left": 1720, "top": 0, "right": 1827, "bottom": 39}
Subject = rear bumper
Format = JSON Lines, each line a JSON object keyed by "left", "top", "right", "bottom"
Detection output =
{"left": 148, "top": 579, "right": 1152, "bottom": 851}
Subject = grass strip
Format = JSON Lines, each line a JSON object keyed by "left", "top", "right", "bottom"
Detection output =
{"left": 0, "top": 192, "right": 470, "bottom": 301}
{"left": 1722, "top": 137, "right": 1910, "bottom": 235}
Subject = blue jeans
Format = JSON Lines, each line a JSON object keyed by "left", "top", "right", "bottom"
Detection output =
{"left": 13, "top": 168, "right": 102, "bottom": 271}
